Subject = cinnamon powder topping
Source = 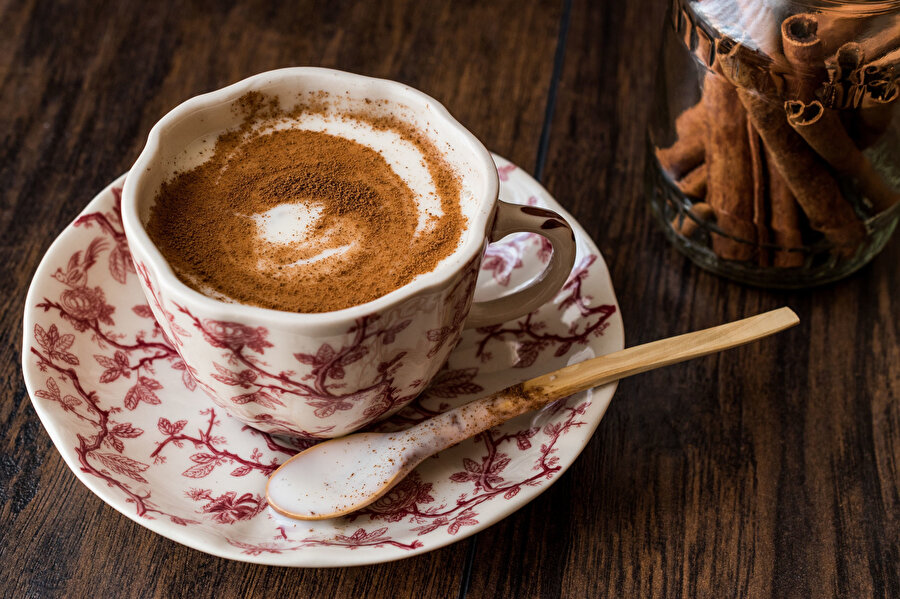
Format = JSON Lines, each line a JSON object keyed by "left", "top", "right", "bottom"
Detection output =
{"left": 146, "top": 93, "right": 465, "bottom": 313}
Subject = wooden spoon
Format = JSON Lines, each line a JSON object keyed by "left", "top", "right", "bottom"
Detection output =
{"left": 266, "top": 307, "right": 799, "bottom": 520}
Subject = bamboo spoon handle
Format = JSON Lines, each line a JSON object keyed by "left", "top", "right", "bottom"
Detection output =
{"left": 404, "top": 308, "right": 799, "bottom": 452}
{"left": 525, "top": 306, "right": 799, "bottom": 399}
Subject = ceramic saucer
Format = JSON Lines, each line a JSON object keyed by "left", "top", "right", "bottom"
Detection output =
{"left": 22, "top": 154, "right": 623, "bottom": 566}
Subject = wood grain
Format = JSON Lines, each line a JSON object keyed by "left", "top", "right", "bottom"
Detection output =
{"left": 464, "top": 1, "right": 900, "bottom": 598}
{"left": 2, "top": 0, "right": 898, "bottom": 597}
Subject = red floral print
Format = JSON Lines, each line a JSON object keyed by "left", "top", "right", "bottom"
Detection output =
{"left": 186, "top": 488, "right": 267, "bottom": 524}
{"left": 474, "top": 255, "right": 616, "bottom": 367}
{"left": 60, "top": 286, "right": 116, "bottom": 328}
{"left": 176, "top": 307, "right": 418, "bottom": 431}
{"left": 497, "top": 163, "right": 516, "bottom": 181}
{"left": 25, "top": 168, "right": 622, "bottom": 562}
{"left": 201, "top": 320, "right": 273, "bottom": 354}
{"left": 34, "top": 324, "right": 79, "bottom": 365}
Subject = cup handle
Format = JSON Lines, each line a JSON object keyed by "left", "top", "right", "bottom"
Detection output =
{"left": 464, "top": 200, "right": 577, "bottom": 329}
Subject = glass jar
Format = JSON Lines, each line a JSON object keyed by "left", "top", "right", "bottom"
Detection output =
{"left": 648, "top": 0, "right": 900, "bottom": 288}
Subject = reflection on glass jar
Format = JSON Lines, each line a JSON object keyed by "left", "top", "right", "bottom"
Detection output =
{"left": 648, "top": 0, "right": 900, "bottom": 288}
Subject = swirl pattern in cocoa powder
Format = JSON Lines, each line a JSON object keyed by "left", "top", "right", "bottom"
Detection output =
{"left": 146, "top": 93, "right": 465, "bottom": 313}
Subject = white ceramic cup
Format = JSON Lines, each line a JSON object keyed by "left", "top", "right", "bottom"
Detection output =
{"left": 121, "top": 67, "right": 576, "bottom": 439}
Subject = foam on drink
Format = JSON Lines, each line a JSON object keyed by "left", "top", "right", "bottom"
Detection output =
{"left": 145, "top": 92, "right": 466, "bottom": 313}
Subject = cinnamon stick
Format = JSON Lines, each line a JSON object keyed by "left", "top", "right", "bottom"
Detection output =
{"left": 856, "top": 21, "right": 900, "bottom": 64}
{"left": 676, "top": 164, "right": 707, "bottom": 198}
{"left": 785, "top": 99, "right": 899, "bottom": 213}
{"left": 868, "top": 46, "right": 900, "bottom": 71}
{"left": 824, "top": 42, "right": 867, "bottom": 109}
{"left": 714, "top": 37, "right": 783, "bottom": 98}
{"left": 766, "top": 147, "right": 805, "bottom": 268}
{"left": 672, "top": 202, "right": 715, "bottom": 238}
{"left": 736, "top": 88, "right": 865, "bottom": 252}
{"left": 747, "top": 120, "right": 771, "bottom": 266}
{"left": 656, "top": 103, "right": 707, "bottom": 179}
{"left": 858, "top": 79, "right": 899, "bottom": 147}
{"left": 704, "top": 77, "right": 757, "bottom": 261}
{"left": 781, "top": 14, "right": 826, "bottom": 102}
{"left": 833, "top": 42, "right": 866, "bottom": 82}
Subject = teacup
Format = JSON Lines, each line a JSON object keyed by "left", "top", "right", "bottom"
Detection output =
{"left": 121, "top": 67, "right": 576, "bottom": 439}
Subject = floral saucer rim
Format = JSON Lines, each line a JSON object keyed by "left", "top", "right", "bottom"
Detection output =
{"left": 22, "top": 154, "right": 623, "bottom": 566}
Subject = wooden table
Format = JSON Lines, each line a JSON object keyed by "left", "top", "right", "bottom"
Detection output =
{"left": 2, "top": 1, "right": 898, "bottom": 597}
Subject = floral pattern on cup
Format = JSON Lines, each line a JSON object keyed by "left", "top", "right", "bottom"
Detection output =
{"left": 130, "top": 224, "right": 479, "bottom": 438}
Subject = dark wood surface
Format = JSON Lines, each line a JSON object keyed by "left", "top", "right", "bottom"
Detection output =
{"left": 1, "top": 0, "right": 897, "bottom": 597}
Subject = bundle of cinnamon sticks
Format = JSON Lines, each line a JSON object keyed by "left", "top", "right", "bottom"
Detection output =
{"left": 658, "top": 10, "right": 899, "bottom": 267}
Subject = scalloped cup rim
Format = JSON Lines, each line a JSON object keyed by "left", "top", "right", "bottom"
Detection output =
{"left": 121, "top": 66, "right": 499, "bottom": 327}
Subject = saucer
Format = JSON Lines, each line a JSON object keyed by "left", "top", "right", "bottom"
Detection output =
{"left": 22, "top": 154, "right": 623, "bottom": 566}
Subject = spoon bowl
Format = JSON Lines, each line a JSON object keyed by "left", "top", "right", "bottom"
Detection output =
{"left": 267, "top": 432, "right": 410, "bottom": 520}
